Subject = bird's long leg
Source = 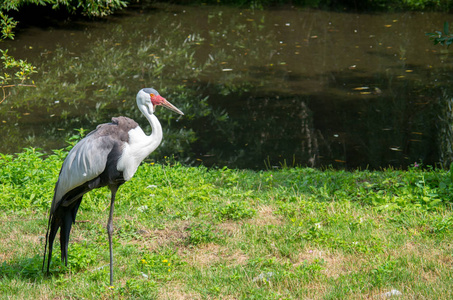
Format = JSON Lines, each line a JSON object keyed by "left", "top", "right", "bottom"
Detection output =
{"left": 107, "top": 185, "right": 118, "bottom": 287}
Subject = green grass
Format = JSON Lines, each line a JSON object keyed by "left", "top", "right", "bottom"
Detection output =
{"left": 1, "top": 148, "right": 453, "bottom": 299}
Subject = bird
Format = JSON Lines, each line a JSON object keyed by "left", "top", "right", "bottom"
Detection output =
{"left": 42, "top": 88, "right": 184, "bottom": 286}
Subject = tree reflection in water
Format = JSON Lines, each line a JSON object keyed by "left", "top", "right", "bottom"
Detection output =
{"left": 1, "top": 4, "right": 452, "bottom": 169}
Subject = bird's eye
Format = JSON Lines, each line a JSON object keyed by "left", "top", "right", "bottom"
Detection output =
{"left": 150, "top": 93, "right": 155, "bottom": 98}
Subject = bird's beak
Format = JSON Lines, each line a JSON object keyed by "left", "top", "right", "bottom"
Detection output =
{"left": 160, "top": 98, "right": 184, "bottom": 115}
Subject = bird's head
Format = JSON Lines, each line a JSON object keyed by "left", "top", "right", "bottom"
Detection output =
{"left": 137, "top": 88, "right": 184, "bottom": 116}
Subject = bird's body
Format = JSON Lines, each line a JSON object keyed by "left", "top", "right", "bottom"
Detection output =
{"left": 42, "top": 88, "right": 183, "bottom": 286}
{"left": 51, "top": 116, "right": 137, "bottom": 213}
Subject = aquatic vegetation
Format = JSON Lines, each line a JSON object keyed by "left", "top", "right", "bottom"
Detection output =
{"left": 4, "top": 6, "right": 452, "bottom": 169}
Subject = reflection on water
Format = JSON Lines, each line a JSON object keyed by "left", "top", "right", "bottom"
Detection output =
{"left": 1, "top": 2, "right": 453, "bottom": 169}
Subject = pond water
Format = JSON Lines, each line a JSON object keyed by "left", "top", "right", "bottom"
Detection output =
{"left": 1, "top": 2, "right": 453, "bottom": 169}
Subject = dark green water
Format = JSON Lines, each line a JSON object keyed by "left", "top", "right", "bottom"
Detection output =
{"left": 1, "top": 2, "right": 453, "bottom": 169}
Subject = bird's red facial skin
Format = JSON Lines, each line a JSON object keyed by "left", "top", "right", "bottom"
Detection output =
{"left": 150, "top": 94, "right": 166, "bottom": 106}
{"left": 150, "top": 93, "right": 184, "bottom": 115}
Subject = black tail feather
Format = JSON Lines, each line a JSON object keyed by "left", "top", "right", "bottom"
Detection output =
{"left": 60, "top": 211, "right": 74, "bottom": 266}
{"left": 42, "top": 214, "right": 52, "bottom": 273}
{"left": 42, "top": 213, "right": 61, "bottom": 274}
{"left": 42, "top": 197, "right": 82, "bottom": 273}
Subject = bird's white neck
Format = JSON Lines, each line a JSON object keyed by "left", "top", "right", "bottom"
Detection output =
{"left": 141, "top": 108, "right": 163, "bottom": 154}
{"left": 116, "top": 106, "right": 163, "bottom": 181}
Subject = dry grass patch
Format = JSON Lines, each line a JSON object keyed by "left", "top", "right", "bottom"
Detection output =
{"left": 293, "top": 248, "right": 365, "bottom": 279}
{"left": 137, "top": 221, "right": 190, "bottom": 250}
{"left": 388, "top": 240, "right": 453, "bottom": 284}
{"left": 1, "top": 227, "right": 40, "bottom": 260}
{"left": 247, "top": 205, "right": 283, "bottom": 227}
{"left": 181, "top": 243, "right": 248, "bottom": 268}
{"left": 157, "top": 280, "right": 240, "bottom": 300}
{"left": 157, "top": 281, "right": 204, "bottom": 300}
{"left": 217, "top": 220, "right": 241, "bottom": 236}
{"left": 225, "top": 249, "right": 249, "bottom": 266}
{"left": 182, "top": 243, "right": 222, "bottom": 267}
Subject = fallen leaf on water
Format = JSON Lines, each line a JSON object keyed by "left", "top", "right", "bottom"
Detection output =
{"left": 353, "top": 87, "right": 369, "bottom": 91}
{"left": 384, "top": 25, "right": 392, "bottom": 28}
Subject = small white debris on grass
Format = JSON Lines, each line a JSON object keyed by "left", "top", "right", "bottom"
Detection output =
{"left": 91, "top": 264, "right": 109, "bottom": 272}
{"left": 252, "top": 272, "right": 274, "bottom": 282}
{"left": 137, "top": 205, "right": 148, "bottom": 212}
{"left": 380, "top": 289, "right": 402, "bottom": 298}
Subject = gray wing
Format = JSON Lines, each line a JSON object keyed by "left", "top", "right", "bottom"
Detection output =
{"left": 50, "top": 130, "right": 118, "bottom": 214}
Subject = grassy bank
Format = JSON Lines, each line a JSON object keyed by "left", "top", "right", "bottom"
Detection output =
{"left": 0, "top": 148, "right": 452, "bottom": 299}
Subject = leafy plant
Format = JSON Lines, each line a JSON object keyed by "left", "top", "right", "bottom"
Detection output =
{"left": 370, "top": 258, "right": 400, "bottom": 287}
{"left": 0, "top": 0, "right": 135, "bottom": 104}
{"left": 428, "top": 215, "right": 453, "bottom": 236}
{"left": 426, "top": 21, "right": 453, "bottom": 47}
{"left": 215, "top": 201, "right": 256, "bottom": 221}
{"left": 186, "top": 223, "right": 223, "bottom": 246}
{"left": 0, "top": 11, "right": 16, "bottom": 39}
{"left": 66, "top": 241, "right": 99, "bottom": 272}
{"left": 0, "top": 49, "right": 36, "bottom": 103}
{"left": 293, "top": 258, "right": 326, "bottom": 280}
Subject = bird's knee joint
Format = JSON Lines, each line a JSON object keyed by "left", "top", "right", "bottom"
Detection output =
{"left": 107, "top": 224, "right": 114, "bottom": 235}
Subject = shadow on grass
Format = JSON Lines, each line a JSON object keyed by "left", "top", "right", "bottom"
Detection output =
{"left": 0, "top": 254, "right": 66, "bottom": 279}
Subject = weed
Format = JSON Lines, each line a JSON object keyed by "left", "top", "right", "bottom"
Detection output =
{"left": 186, "top": 223, "right": 223, "bottom": 246}
{"left": 138, "top": 249, "right": 182, "bottom": 281}
{"left": 215, "top": 201, "right": 256, "bottom": 221}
